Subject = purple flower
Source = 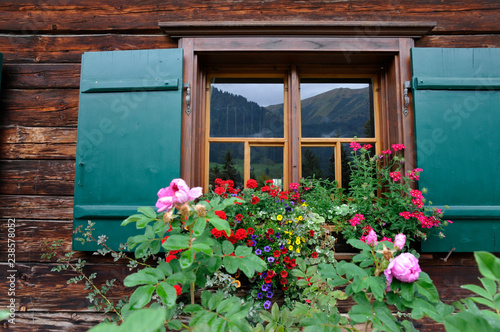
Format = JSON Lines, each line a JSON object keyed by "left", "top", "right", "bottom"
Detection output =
{"left": 267, "top": 257, "right": 275, "bottom": 263}
{"left": 257, "top": 292, "right": 263, "bottom": 299}
{"left": 394, "top": 233, "right": 406, "bottom": 250}
{"left": 263, "top": 300, "right": 272, "bottom": 309}
{"left": 385, "top": 253, "right": 421, "bottom": 285}
{"left": 264, "top": 246, "right": 271, "bottom": 252}
{"left": 261, "top": 284, "right": 269, "bottom": 292}
{"left": 275, "top": 233, "right": 281, "bottom": 239}
{"left": 266, "top": 291, "right": 273, "bottom": 298}
{"left": 251, "top": 240, "right": 257, "bottom": 246}
{"left": 255, "top": 249, "right": 262, "bottom": 255}
{"left": 156, "top": 178, "right": 202, "bottom": 212}
{"left": 251, "top": 235, "right": 257, "bottom": 240}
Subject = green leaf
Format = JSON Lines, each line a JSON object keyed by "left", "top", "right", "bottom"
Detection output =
{"left": 162, "top": 234, "right": 190, "bottom": 251}
{"left": 207, "top": 214, "right": 231, "bottom": 237}
{"left": 366, "top": 276, "right": 385, "bottom": 301}
{"left": 348, "top": 303, "right": 372, "bottom": 323}
{"left": 317, "top": 263, "right": 337, "bottom": 278}
{"left": 120, "top": 307, "right": 166, "bottom": 332}
{"left": 122, "top": 214, "right": 142, "bottom": 227}
{"left": 138, "top": 206, "right": 157, "bottom": 219}
{"left": 157, "top": 282, "right": 177, "bottom": 308}
{"left": 167, "top": 319, "right": 183, "bottom": 331}
{"left": 179, "top": 249, "right": 195, "bottom": 269}
{"left": 480, "top": 277, "right": 498, "bottom": 297}
{"left": 347, "top": 239, "right": 372, "bottom": 251}
{"left": 208, "top": 292, "right": 225, "bottom": 310}
{"left": 234, "top": 245, "right": 252, "bottom": 257}
{"left": 474, "top": 251, "right": 500, "bottom": 281}
{"left": 373, "top": 302, "right": 399, "bottom": 332}
{"left": 192, "top": 217, "right": 207, "bottom": 237}
{"left": 222, "top": 240, "right": 234, "bottom": 256}
{"left": 201, "top": 291, "right": 212, "bottom": 308}
{"left": 400, "top": 281, "right": 415, "bottom": 302}
{"left": 461, "top": 284, "right": 493, "bottom": 300}
{"left": 88, "top": 323, "right": 120, "bottom": 332}
{"left": 223, "top": 255, "right": 238, "bottom": 274}
{"left": 183, "top": 304, "right": 203, "bottom": 314}
{"left": 129, "top": 284, "right": 155, "bottom": 309}
{"left": 157, "top": 261, "right": 173, "bottom": 277}
{"left": 191, "top": 242, "right": 213, "bottom": 256}
{"left": 123, "top": 270, "right": 159, "bottom": 287}
{"left": 216, "top": 296, "right": 241, "bottom": 314}
{"left": 416, "top": 279, "right": 440, "bottom": 303}
{"left": 494, "top": 293, "right": 500, "bottom": 311}
{"left": 444, "top": 311, "right": 498, "bottom": 332}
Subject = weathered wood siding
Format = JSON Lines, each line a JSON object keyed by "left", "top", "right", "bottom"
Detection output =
{"left": 1, "top": 1, "right": 500, "bottom": 330}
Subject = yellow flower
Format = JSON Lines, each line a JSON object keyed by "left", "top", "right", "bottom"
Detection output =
{"left": 287, "top": 220, "right": 292, "bottom": 224}
{"left": 301, "top": 203, "right": 308, "bottom": 207}
{"left": 295, "top": 239, "right": 300, "bottom": 245}
{"left": 288, "top": 245, "right": 293, "bottom": 251}
{"left": 287, "top": 239, "right": 291, "bottom": 244}
{"left": 232, "top": 279, "right": 241, "bottom": 288}
{"left": 296, "top": 248, "right": 301, "bottom": 253}
{"left": 277, "top": 215, "right": 283, "bottom": 221}
{"left": 297, "top": 216, "right": 303, "bottom": 221}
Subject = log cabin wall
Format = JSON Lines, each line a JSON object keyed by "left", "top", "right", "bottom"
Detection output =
{"left": 0, "top": 1, "right": 499, "bottom": 331}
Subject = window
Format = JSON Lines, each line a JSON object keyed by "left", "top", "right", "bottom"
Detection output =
{"left": 205, "top": 70, "right": 380, "bottom": 190}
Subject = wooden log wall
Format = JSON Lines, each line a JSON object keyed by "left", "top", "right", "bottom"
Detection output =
{"left": 1, "top": 1, "right": 500, "bottom": 330}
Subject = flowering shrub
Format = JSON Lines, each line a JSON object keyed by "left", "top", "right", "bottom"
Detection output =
{"left": 338, "top": 141, "right": 452, "bottom": 249}
{"left": 203, "top": 178, "right": 336, "bottom": 311}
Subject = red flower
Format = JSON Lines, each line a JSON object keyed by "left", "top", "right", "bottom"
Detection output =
{"left": 236, "top": 214, "right": 243, "bottom": 221}
{"left": 309, "top": 230, "right": 315, "bottom": 237}
{"left": 279, "top": 192, "right": 289, "bottom": 200}
{"left": 261, "top": 185, "right": 270, "bottom": 192}
{"left": 246, "top": 179, "right": 258, "bottom": 189}
{"left": 173, "top": 285, "right": 182, "bottom": 296}
{"left": 235, "top": 228, "right": 247, "bottom": 240}
{"left": 281, "top": 248, "right": 287, "bottom": 255}
{"left": 267, "top": 228, "right": 274, "bottom": 235}
{"left": 214, "top": 186, "right": 226, "bottom": 196}
{"left": 161, "top": 235, "right": 169, "bottom": 244}
{"left": 280, "top": 270, "right": 288, "bottom": 278}
{"left": 215, "top": 210, "right": 227, "bottom": 220}
{"left": 273, "top": 250, "right": 281, "bottom": 258}
{"left": 282, "top": 286, "right": 288, "bottom": 291}
{"left": 166, "top": 253, "right": 177, "bottom": 263}
{"left": 280, "top": 278, "right": 287, "bottom": 285}
{"left": 311, "top": 251, "right": 318, "bottom": 259}
{"left": 264, "top": 277, "right": 272, "bottom": 284}
{"left": 265, "top": 179, "right": 274, "bottom": 184}
{"left": 251, "top": 196, "right": 260, "bottom": 205}
{"left": 247, "top": 227, "right": 255, "bottom": 235}
{"left": 210, "top": 228, "right": 222, "bottom": 238}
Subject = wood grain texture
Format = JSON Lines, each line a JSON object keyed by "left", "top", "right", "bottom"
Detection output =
{"left": 0, "top": 160, "right": 75, "bottom": 196}
{"left": 0, "top": 1, "right": 499, "bottom": 330}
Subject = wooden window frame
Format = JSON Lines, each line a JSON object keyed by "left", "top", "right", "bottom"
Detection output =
{"left": 159, "top": 21, "right": 436, "bottom": 188}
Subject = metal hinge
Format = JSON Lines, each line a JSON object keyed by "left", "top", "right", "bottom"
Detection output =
{"left": 403, "top": 80, "right": 411, "bottom": 117}
{"left": 184, "top": 82, "right": 191, "bottom": 115}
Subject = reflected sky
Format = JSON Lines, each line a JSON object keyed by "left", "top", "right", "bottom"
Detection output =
{"left": 214, "top": 83, "right": 368, "bottom": 107}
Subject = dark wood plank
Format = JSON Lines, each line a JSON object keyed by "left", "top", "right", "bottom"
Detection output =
{"left": 0, "top": 160, "right": 75, "bottom": 196}
{"left": 0, "top": 143, "right": 76, "bottom": 160}
{"left": 0, "top": 126, "right": 76, "bottom": 144}
{"left": 0, "top": 195, "right": 73, "bottom": 220}
{"left": 0, "top": 89, "right": 79, "bottom": 127}
{"left": 417, "top": 34, "right": 500, "bottom": 48}
{"left": 2, "top": 64, "right": 81, "bottom": 89}
{"left": 0, "top": 35, "right": 176, "bottom": 63}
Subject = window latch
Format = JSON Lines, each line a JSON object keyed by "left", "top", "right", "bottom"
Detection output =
{"left": 403, "top": 80, "right": 411, "bottom": 117}
{"left": 184, "top": 82, "right": 191, "bottom": 115}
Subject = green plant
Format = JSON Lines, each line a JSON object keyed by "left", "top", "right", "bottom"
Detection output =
{"left": 444, "top": 251, "right": 500, "bottom": 331}
{"left": 339, "top": 141, "right": 451, "bottom": 249}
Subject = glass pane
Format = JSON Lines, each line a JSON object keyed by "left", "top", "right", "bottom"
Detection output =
{"left": 209, "top": 142, "right": 244, "bottom": 189}
{"left": 301, "top": 147, "right": 336, "bottom": 181}
{"left": 250, "top": 146, "right": 283, "bottom": 188}
{"left": 300, "top": 79, "right": 374, "bottom": 138}
{"left": 210, "top": 78, "right": 284, "bottom": 138}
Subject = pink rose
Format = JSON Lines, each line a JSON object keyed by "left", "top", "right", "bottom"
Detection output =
{"left": 365, "top": 229, "right": 378, "bottom": 246}
{"left": 394, "top": 233, "right": 406, "bottom": 250}
{"left": 384, "top": 253, "right": 421, "bottom": 285}
{"left": 156, "top": 179, "right": 203, "bottom": 212}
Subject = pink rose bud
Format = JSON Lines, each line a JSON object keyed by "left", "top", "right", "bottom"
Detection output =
{"left": 365, "top": 229, "right": 378, "bottom": 246}
{"left": 394, "top": 233, "right": 406, "bottom": 250}
{"left": 384, "top": 253, "right": 421, "bottom": 285}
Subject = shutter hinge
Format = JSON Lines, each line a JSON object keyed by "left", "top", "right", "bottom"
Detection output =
{"left": 184, "top": 82, "right": 191, "bottom": 116}
{"left": 403, "top": 80, "right": 412, "bottom": 117}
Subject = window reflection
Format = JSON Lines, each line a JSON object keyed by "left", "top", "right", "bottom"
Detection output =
{"left": 300, "top": 80, "right": 374, "bottom": 138}
{"left": 250, "top": 146, "right": 283, "bottom": 188}
{"left": 209, "top": 142, "right": 244, "bottom": 188}
{"left": 210, "top": 78, "right": 284, "bottom": 138}
{"left": 301, "top": 147, "right": 336, "bottom": 181}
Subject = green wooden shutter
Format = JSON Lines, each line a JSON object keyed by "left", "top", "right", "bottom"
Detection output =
{"left": 73, "top": 49, "right": 183, "bottom": 251}
{"left": 412, "top": 48, "right": 500, "bottom": 252}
